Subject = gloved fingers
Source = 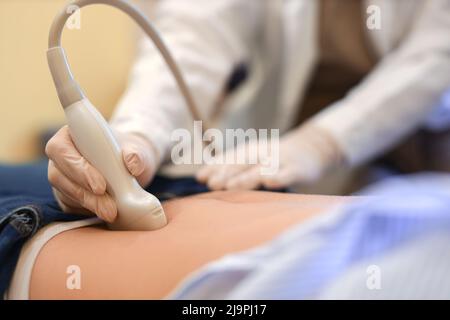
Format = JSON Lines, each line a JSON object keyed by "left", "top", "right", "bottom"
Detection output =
{"left": 195, "top": 164, "right": 217, "bottom": 184}
{"left": 197, "top": 139, "right": 267, "bottom": 189}
{"left": 52, "top": 188, "right": 92, "bottom": 215}
{"left": 205, "top": 166, "right": 228, "bottom": 190}
{"left": 122, "top": 144, "right": 153, "bottom": 187}
{"left": 205, "top": 164, "right": 251, "bottom": 190}
{"left": 196, "top": 149, "right": 251, "bottom": 185}
{"left": 54, "top": 185, "right": 117, "bottom": 223}
{"left": 81, "top": 192, "right": 117, "bottom": 223}
{"left": 119, "top": 133, "right": 158, "bottom": 188}
{"left": 260, "top": 168, "right": 297, "bottom": 189}
{"left": 49, "top": 163, "right": 117, "bottom": 222}
{"left": 123, "top": 147, "right": 146, "bottom": 177}
{"left": 225, "top": 165, "right": 263, "bottom": 190}
{"left": 261, "top": 162, "right": 323, "bottom": 189}
{"left": 48, "top": 160, "right": 86, "bottom": 206}
{"left": 55, "top": 187, "right": 117, "bottom": 223}
{"left": 45, "top": 126, "right": 106, "bottom": 195}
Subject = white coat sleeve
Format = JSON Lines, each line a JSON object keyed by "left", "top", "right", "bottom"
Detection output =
{"left": 109, "top": 0, "right": 262, "bottom": 162}
{"left": 310, "top": 0, "right": 450, "bottom": 167}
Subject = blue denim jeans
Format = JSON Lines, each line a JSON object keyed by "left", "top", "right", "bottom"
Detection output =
{"left": 0, "top": 160, "right": 210, "bottom": 298}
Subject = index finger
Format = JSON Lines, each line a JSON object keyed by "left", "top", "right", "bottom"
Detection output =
{"left": 45, "top": 126, "right": 107, "bottom": 195}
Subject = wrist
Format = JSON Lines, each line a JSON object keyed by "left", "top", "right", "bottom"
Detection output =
{"left": 128, "top": 132, "right": 162, "bottom": 168}
{"left": 290, "top": 123, "right": 346, "bottom": 175}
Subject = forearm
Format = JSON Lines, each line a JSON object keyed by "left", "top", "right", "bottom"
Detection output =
{"left": 310, "top": 0, "right": 450, "bottom": 167}
{"left": 110, "top": 0, "right": 262, "bottom": 161}
{"left": 311, "top": 54, "right": 450, "bottom": 167}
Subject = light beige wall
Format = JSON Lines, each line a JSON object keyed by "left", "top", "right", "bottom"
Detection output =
{"left": 0, "top": 0, "right": 139, "bottom": 163}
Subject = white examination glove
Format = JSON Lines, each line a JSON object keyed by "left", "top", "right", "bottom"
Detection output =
{"left": 196, "top": 124, "right": 344, "bottom": 190}
{"left": 45, "top": 125, "right": 160, "bottom": 222}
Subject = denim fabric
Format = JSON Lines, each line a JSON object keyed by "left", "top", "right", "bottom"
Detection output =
{"left": 0, "top": 160, "right": 210, "bottom": 298}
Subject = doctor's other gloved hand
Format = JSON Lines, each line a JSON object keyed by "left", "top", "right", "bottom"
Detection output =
{"left": 196, "top": 124, "right": 344, "bottom": 190}
{"left": 45, "top": 125, "right": 160, "bottom": 222}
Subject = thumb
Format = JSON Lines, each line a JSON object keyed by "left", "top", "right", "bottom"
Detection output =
{"left": 123, "top": 146, "right": 146, "bottom": 178}
{"left": 120, "top": 134, "right": 159, "bottom": 187}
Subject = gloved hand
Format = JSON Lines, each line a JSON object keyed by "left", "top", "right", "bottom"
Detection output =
{"left": 196, "top": 124, "right": 344, "bottom": 190}
{"left": 45, "top": 125, "right": 160, "bottom": 222}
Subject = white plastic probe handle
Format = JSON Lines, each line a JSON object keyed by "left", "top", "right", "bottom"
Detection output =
{"left": 64, "top": 98, "right": 167, "bottom": 231}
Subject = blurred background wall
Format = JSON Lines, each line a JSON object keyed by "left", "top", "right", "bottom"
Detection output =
{"left": 0, "top": 0, "right": 142, "bottom": 163}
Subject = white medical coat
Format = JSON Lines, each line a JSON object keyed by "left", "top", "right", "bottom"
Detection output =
{"left": 110, "top": 0, "right": 450, "bottom": 176}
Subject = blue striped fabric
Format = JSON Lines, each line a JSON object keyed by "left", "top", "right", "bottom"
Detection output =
{"left": 170, "top": 174, "right": 450, "bottom": 299}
